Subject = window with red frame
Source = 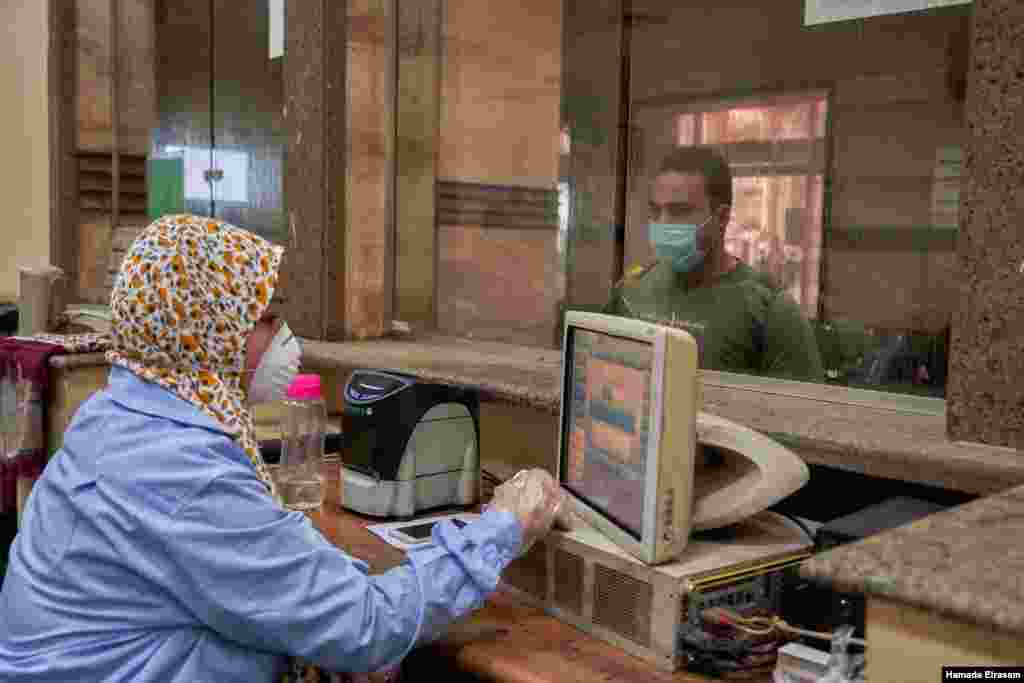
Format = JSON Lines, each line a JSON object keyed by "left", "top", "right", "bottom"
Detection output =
{"left": 674, "top": 93, "right": 828, "bottom": 319}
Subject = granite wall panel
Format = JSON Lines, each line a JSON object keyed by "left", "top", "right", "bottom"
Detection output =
{"left": 948, "top": 0, "right": 1024, "bottom": 448}
{"left": 283, "top": 0, "right": 331, "bottom": 339}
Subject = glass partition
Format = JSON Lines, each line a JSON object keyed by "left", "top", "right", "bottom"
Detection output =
{"left": 562, "top": 0, "right": 969, "bottom": 397}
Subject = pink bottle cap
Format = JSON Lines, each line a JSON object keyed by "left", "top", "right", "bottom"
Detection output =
{"left": 286, "top": 374, "right": 323, "bottom": 401}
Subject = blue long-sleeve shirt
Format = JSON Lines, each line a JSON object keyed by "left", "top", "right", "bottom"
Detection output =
{"left": 0, "top": 366, "right": 522, "bottom": 682}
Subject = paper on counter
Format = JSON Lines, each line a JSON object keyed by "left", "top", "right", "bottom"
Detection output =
{"left": 367, "top": 512, "right": 481, "bottom": 552}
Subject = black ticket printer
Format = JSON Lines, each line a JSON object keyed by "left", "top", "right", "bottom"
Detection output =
{"left": 339, "top": 369, "right": 480, "bottom": 518}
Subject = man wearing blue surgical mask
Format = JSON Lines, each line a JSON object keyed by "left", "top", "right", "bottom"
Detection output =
{"left": 604, "top": 147, "right": 824, "bottom": 381}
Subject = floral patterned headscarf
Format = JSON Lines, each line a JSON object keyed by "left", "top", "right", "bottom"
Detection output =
{"left": 109, "top": 215, "right": 384, "bottom": 682}
{"left": 106, "top": 214, "right": 282, "bottom": 501}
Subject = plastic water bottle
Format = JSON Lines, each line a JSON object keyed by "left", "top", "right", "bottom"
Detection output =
{"left": 279, "top": 374, "right": 327, "bottom": 511}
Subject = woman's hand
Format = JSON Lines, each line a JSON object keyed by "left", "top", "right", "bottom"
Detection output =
{"left": 489, "top": 468, "right": 567, "bottom": 555}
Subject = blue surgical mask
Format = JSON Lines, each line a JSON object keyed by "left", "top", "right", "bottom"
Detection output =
{"left": 648, "top": 216, "right": 714, "bottom": 274}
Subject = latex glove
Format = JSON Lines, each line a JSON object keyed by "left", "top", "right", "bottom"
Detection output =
{"left": 553, "top": 503, "right": 583, "bottom": 532}
{"left": 489, "top": 468, "right": 565, "bottom": 555}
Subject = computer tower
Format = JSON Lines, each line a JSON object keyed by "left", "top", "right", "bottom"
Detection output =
{"left": 500, "top": 511, "right": 812, "bottom": 672}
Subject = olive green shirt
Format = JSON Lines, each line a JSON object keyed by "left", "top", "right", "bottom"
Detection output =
{"left": 603, "top": 260, "right": 824, "bottom": 382}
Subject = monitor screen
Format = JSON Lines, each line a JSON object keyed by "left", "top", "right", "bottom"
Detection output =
{"left": 561, "top": 327, "right": 654, "bottom": 540}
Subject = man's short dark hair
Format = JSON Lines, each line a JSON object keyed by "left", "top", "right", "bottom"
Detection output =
{"left": 658, "top": 146, "right": 733, "bottom": 209}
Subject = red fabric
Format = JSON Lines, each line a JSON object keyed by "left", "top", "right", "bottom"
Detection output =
{"left": 0, "top": 338, "right": 66, "bottom": 385}
{"left": 0, "top": 337, "right": 66, "bottom": 515}
{"left": 0, "top": 333, "right": 110, "bottom": 515}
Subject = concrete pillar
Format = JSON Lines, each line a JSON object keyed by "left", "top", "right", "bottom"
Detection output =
{"left": 394, "top": 0, "right": 442, "bottom": 330}
{"left": 283, "top": 0, "right": 394, "bottom": 341}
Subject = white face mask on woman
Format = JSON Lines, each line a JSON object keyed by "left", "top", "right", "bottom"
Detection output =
{"left": 248, "top": 322, "right": 302, "bottom": 404}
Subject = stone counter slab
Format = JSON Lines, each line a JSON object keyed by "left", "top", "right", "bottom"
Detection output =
{"left": 302, "top": 336, "right": 562, "bottom": 412}
{"left": 800, "top": 483, "right": 1024, "bottom": 637}
{"left": 48, "top": 336, "right": 1024, "bottom": 496}
{"left": 299, "top": 336, "right": 1024, "bottom": 496}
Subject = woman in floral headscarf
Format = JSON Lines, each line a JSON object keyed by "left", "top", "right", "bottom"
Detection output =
{"left": 0, "top": 215, "right": 566, "bottom": 683}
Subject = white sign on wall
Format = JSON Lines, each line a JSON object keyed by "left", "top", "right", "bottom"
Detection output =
{"left": 270, "top": 0, "right": 284, "bottom": 59}
{"left": 805, "top": 0, "right": 971, "bottom": 25}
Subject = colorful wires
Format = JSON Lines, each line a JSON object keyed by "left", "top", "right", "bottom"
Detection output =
{"left": 702, "top": 607, "right": 866, "bottom": 648}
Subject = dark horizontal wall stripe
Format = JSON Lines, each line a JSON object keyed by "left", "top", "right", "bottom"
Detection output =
{"left": 828, "top": 224, "right": 959, "bottom": 251}
{"left": 438, "top": 179, "right": 554, "bottom": 199}
{"left": 438, "top": 180, "right": 559, "bottom": 230}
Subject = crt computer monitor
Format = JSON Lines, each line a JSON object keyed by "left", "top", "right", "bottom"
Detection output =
{"left": 557, "top": 311, "right": 699, "bottom": 565}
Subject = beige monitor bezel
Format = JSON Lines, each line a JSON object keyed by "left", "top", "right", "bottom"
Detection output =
{"left": 557, "top": 311, "right": 698, "bottom": 565}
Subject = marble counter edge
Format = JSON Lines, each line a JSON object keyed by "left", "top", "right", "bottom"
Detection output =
{"left": 300, "top": 340, "right": 562, "bottom": 413}
{"left": 298, "top": 338, "right": 1024, "bottom": 496}
{"left": 761, "top": 432, "right": 1024, "bottom": 495}
{"left": 798, "top": 484, "right": 1024, "bottom": 638}
{"left": 49, "top": 352, "right": 109, "bottom": 369}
